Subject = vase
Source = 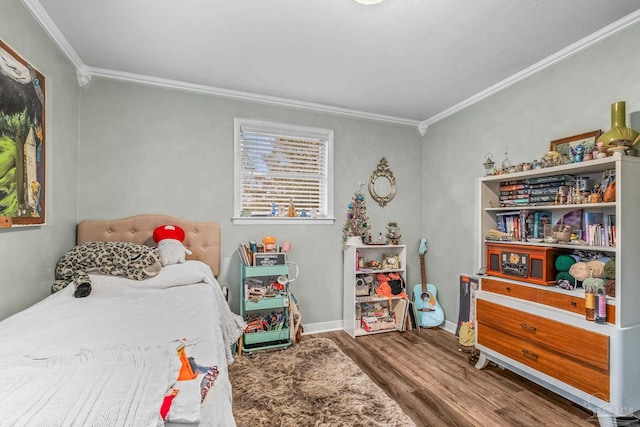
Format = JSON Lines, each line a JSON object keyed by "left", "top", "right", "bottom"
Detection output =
{"left": 597, "top": 101, "right": 639, "bottom": 149}
{"left": 345, "top": 235, "right": 363, "bottom": 246}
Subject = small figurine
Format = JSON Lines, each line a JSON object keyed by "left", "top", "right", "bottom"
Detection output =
{"left": 571, "top": 143, "right": 585, "bottom": 162}
{"left": 262, "top": 236, "right": 277, "bottom": 252}
{"left": 571, "top": 183, "right": 583, "bottom": 204}
{"left": 385, "top": 222, "right": 402, "bottom": 245}
{"left": 542, "top": 152, "right": 555, "bottom": 168}
{"left": 483, "top": 153, "right": 495, "bottom": 176}
{"left": 287, "top": 199, "right": 296, "bottom": 217}
{"left": 552, "top": 225, "right": 572, "bottom": 243}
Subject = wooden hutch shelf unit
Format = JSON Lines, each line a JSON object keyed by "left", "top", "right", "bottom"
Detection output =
{"left": 475, "top": 155, "right": 640, "bottom": 426}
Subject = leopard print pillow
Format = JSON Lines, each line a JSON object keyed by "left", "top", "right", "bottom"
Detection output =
{"left": 51, "top": 241, "right": 162, "bottom": 298}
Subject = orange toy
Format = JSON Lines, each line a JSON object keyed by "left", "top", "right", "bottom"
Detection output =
{"left": 375, "top": 273, "right": 393, "bottom": 299}
{"left": 376, "top": 273, "right": 408, "bottom": 300}
{"left": 262, "top": 236, "right": 277, "bottom": 252}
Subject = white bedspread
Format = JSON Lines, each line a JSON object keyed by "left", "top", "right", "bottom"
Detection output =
{"left": 0, "top": 346, "right": 179, "bottom": 427}
{"left": 0, "top": 261, "right": 245, "bottom": 427}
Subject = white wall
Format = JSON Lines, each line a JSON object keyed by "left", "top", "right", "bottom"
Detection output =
{"left": 423, "top": 22, "right": 640, "bottom": 326}
{"left": 77, "top": 78, "right": 424, "bottom": 328}
{"left": 0, "top": 0, "right": 80, "bottom": 319}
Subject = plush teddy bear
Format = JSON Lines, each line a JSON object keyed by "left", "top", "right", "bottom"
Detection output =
{"left": 51, "top": 241, "right": 162, "bottom": 298}
{"left": 153, "top": 225, "right": 193, "bottom": 266}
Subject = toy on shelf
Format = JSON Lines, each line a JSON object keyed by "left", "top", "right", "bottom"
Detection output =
{"left": 262, "top": 235, "right": 277, "bottom": 252}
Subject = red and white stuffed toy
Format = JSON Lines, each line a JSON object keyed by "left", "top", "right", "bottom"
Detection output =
{"left": 153, "top": 225, "right": 193, "bottom": 266}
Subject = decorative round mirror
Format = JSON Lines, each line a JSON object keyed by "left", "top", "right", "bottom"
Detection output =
{"left": 368, "top": 157, "right": 396, "bottom": 207}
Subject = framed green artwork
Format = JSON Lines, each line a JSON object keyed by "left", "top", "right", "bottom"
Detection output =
{"left": 0, "top": 39, "right": 46, "bottom": 226}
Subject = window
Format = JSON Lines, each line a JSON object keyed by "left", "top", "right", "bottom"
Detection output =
{"left": 233, "top": 118, "right": 334, "bottom": 224}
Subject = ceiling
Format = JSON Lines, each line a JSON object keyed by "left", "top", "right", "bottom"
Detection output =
{"left": 27, "top": 0, "right": 640, "bottom": 127}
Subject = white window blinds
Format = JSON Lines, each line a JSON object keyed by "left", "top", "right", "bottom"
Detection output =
{"left": 234, "top": 119, "right": 333, "bottom": 220}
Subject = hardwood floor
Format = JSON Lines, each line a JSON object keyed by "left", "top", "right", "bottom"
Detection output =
{"left": 308, "top": 329, "right": 599, "bottom": 427}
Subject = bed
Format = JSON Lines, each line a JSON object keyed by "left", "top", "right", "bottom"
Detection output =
{"left": 0, "top": 214, "right": 245, "bottom": 426}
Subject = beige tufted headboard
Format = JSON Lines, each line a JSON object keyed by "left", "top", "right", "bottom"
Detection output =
{"left": 77, "top": 214, "right": 221, "bottom": 277}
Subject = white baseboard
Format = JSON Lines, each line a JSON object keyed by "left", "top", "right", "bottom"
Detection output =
{"left": 301, "top": 320, "right": 343, "bottom": 335}
{"left": 441, "top": 319, "right": 457, "bottom": 334}
{"left": 302, "top": 319, "right": 459, "bottom": 336}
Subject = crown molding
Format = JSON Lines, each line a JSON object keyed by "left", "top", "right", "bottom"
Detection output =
{"left": 86, "top": 67, "right": 420, "bottom": 126}
{"left": 21, "top": 0, "right": 90, "bottom": 85}
{"left": 419, "top": 9, "right": 640, "bottom": 132}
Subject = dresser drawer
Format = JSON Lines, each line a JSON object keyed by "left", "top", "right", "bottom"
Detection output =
{"left": 477, "top": 323, "right": 610, "bottom": 401}
{"left": 482, "top": 278, "right": 538, "bottom": 302}
{"left": 538, "top": 289, "right": 584, "bottom": 314}
{"left": 538, "top": 289, "right": 617, "bottom": 325}
{"left": 477, "top": 299, "right": 609, "bottom": 371}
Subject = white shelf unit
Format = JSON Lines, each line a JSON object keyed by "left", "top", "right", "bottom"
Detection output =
{"left": 343, "top": 243, "right": 407, "bottom": 338}
{"left": 475, "top": 155, "right": 640, "bottom": 424}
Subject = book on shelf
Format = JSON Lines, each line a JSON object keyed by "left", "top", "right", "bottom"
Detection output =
{"left": 527, "top": 181, "right": 568, "bottom": 189}
{"left": 500, "top": 189, "right": 529, "bottom": 196}
{"left": 495, "top": 211, "right": 530, "bottom": 240}
{"left": 500, "top": 193, "right": 530, "bottom": 200}
{"left": 533, "top": 211, "right": 552, "bottom": 239}
{"left": 583, "top": 212, "right": 604, "bottom": 244}
{"left": 588, "top": 224, "right": 604, "bottom": 246}
{"left": 607, "top": 214, "right": 616, "bottom": 247}
{"left": 529, "top": 186, "right": 566, "bottom": 196}
{"left": 587, "top": 214, "right": 616, "bottom": 247}
{"left": 525, "top": 175, "right": 575, "bottom": 185}
{"left": 499, "top": 198, "right": 531, "bottom": 207}
{"left": 529, "top": 195, "right": 556, "bottom": 204}
{"left": 499, "top": 183, "right": 527, "bottom": 192}
{"left": 237, "top": 244, "right": 254, "bottom": 266}
{"left": 520, "top": 210, "right": 533, "bottom": 241}
{"left": 495, "top": 210, "right": 555, "bottom": 241}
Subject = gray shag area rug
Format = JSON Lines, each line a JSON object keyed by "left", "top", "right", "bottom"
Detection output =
{"left": 229, "top": 338, "right": 415, "bottom": 427}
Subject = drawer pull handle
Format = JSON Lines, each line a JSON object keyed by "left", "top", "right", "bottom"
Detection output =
{"left": 570, "top": 301, "right": 577, "bottom": 307}
{"left": 505, "top": 287, "right": 511, "bottom": 292}
{"left": 522, "top": 349, "right": 538, "bottom": 360}
{"left": 520, "top": 323, "right": 537, "bottom": 332}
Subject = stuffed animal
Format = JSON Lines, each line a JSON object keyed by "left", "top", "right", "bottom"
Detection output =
{"left": 51, "top": 241, "right": 162, "bottom": 298}
{"left": 153, "top": 225, "right": 193, "bottom": 266}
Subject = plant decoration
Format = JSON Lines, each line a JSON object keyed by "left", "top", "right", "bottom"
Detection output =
{"left": 343, "top": 182, "right": 371, "bottom": 242}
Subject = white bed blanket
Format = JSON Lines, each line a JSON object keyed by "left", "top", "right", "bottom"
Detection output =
{"left": 0, "top": 346, "right": 179, "bottom": 427}
{"left": 0, "top": 261, "right": 246, "bottom": 427}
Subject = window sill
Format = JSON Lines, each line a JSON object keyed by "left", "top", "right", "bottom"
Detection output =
{"left": 231, "top": 216, "right": 335, "bottom": 225}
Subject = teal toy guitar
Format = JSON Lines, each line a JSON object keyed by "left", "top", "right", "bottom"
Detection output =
{"left": 412, "top": 238, "right": 444, "bottom": 328}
